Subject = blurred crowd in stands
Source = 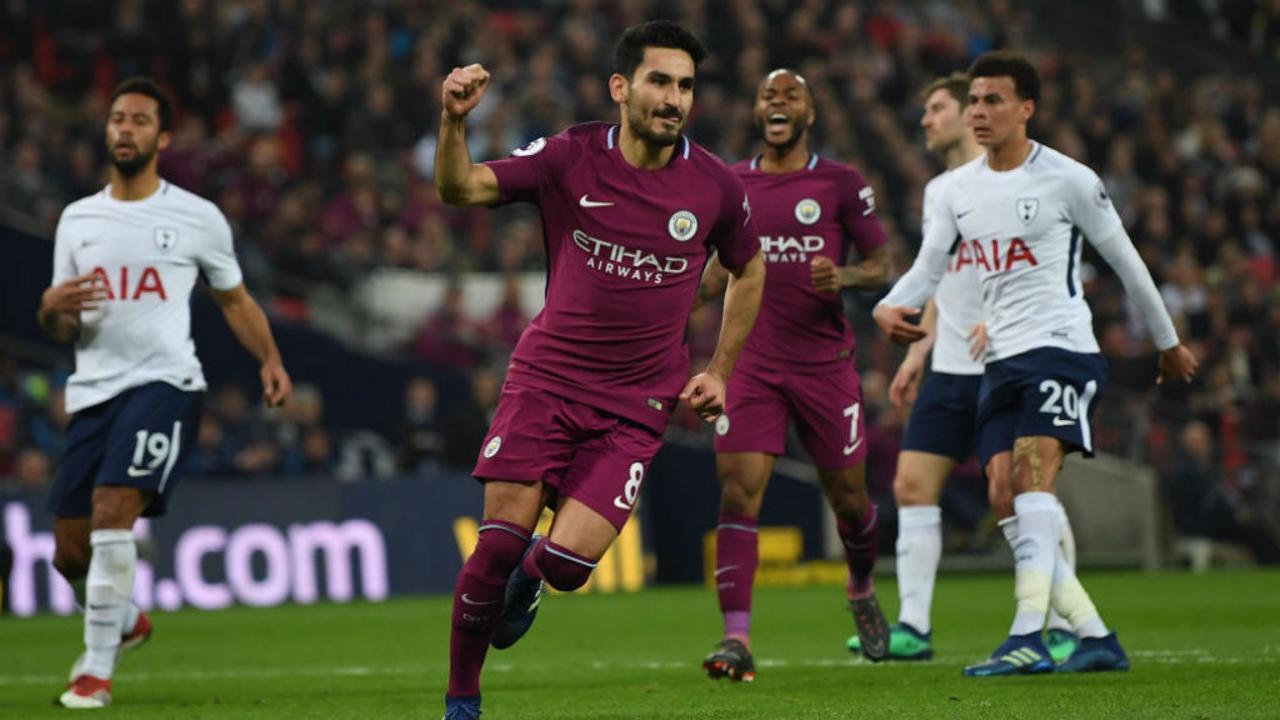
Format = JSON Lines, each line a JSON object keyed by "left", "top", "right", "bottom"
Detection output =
{"left": 0, "top": 350, "right": 505, "bottom": 484}
{"left": 1, "top": 1, "right": 1278, "bottom": 561}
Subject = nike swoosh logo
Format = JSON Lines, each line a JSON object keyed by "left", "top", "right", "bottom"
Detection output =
{"left": 460, "top": 593, "right": 498, "bottom": 607}
{"left": 579, "top": 194, "right": 614, "bottom": 208}
{"left": 843, "top": 438, "right": 864, "bottom": 456}
{"left": 956, "top": 209, "right": 973, "bottom": 219}
{"left": 1052, "top": 417, "right": 1076, "bottom": 427}
{"left": 714, "top": 566, "right": 739, "bottom": 577}
{"left": 126, "top": 466, "right": 154, "bottom": 477}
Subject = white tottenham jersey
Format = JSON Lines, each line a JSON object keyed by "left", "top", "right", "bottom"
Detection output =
{"left": 884, "top": 142, "right": 1177, "bottom": 362}
{"left": 922, "top": 171, "right": 984, "bottom": 375}
{"left": 52, "top": 181, "right": 243, "bottom": 414}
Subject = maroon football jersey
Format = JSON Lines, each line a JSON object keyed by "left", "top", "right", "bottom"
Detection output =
{"left": 733, "top": 154, "right": 887, "bottom": 373}
{"left": 485, "top": 123, "right": 759, "bottom": 432}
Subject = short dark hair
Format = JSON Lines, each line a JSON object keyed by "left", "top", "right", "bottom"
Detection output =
{"left": 109, "top": 77, "right": 174, "bottom": 132}
{"left": 613, "top": 20, "right": 707, "bottom": 80}
{"left": 967, "top": 51, "right": 1040, "bottom": 104}
{"left": 922, "top": 72, "right": 971, "bottom": 107}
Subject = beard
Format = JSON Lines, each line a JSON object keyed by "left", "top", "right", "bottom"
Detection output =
{"left": 109, "top": 143, "right": 156, "bottom": 178}
{"left": 628, "top": 103, "right": 683, "bottom": 148}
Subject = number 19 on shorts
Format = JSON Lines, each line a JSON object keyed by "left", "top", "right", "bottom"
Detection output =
{"left": 128, "top": 422, "right": 183, "bottom": 490}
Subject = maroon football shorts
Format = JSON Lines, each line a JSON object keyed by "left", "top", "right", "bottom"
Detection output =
{"left": 473, "top": 383, "right": 664, "bottom": 531}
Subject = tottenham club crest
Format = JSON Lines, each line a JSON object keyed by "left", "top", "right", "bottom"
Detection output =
{"left": 668, "top": 210, "right": 698, "bottom": 242}
{"left": 154, "top": 226, "right": 178, "bottom": 252}
{"left": 1016, "top": 197, "right": 1039, "bottom": 225}
{"left": 794, "top": 198, "right": 821, "bottom": 225}
{"left": 511, "top": 137, "right": 546, "bottom": 157}
{"left": 483, "top": 436, "right": 502, "bottom": 459}
{"left": 1094, "top": 180, "right": 1112, "bottom": 208}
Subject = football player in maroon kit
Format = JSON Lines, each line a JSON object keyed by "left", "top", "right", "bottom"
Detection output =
{"left": 435, "top": 20, "right": 765, "bottom": 719}
{"left": 696, "top": 69, "right": 892, "bottom": 681}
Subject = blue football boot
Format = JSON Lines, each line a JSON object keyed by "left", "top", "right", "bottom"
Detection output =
{"left": 962, "top": 632, "right": 1055, "bottom": 677}
{"left": 1056, "top": 632, "right": 1130, "bottom": 673}
{"left": 443, "top": 694, "right": 481, "bottom": 720}
{"left": 490, "top": 535, "right": 544, "bottom": 650}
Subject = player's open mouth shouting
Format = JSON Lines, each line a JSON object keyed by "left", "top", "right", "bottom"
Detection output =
{"left": 754, "top": 69, "right": 811, "bottom": 150}
{"left": 763, "top": 111, "right": 798, "bottom": 143}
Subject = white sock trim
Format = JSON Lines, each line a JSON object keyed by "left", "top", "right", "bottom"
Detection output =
{"left": 1013, "top": 491, "right": 1058, "bottom": 515}
{"left": 898, "top": 505, "right": 941, "bottom": 529}
{"left": 999, "top": 516, "right": 1019, "bottom": 544}
{"left": 90, "top": 529, "right": 134, "bottom": 546}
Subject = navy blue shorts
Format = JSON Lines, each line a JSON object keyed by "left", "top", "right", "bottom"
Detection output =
{"left": 976, "top": 348, "right": 1107, "bottom": 467}
{"left": 901, "top": 372, "right": 982, "bottom": 462}
{"left": 47, "top": 382, "right": 201, "bottom": 519}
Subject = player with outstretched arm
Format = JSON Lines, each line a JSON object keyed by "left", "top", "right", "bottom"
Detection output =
{"left": 434, "top": 20, "right": 765, "bottom": 719}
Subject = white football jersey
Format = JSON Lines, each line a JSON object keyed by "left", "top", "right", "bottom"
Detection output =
{"left": 52, "top": 181, "right": 243, "bottom": 414}
{"left": 923, "top": 143, "right": 1145, "bottom": 361}
{"left": 922, "top": 172, "right": 984, "bottom": 375}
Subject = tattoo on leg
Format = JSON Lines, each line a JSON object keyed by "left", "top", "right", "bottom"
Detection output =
{"left": 1013, "top": 437, "right": 1043, "bottom": 491}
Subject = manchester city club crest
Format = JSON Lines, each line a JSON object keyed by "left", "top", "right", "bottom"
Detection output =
{"left": 668, "top": 210, "right": 698, "bottom": 242}
{"left": 715, "top": 414, "right": 730, "bottom": 436}
{"left": 794, "top": 198, "right": 821, "bottom": 225}
{"left": 483, "top": 435, "right": 502, "bottom": 458}
{"left": 1016, "top": 197, "right": 1039, "bottom": 225}
{"left": 154, "top": 226, "right": 178, "bottom": 252}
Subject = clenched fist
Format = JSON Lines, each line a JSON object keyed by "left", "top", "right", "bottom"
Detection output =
{"left": 442, "top": 64, "right": 491, "bottom": 120}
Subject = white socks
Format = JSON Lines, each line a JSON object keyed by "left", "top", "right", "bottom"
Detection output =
{"left": 72, "top": 575, "right": 139, "bottom": 636}
{"left": 898, "top": 502, "right": 1090, "bottom": 640}
{"left": 1051, "top": 542, "right": 1108, "bottom": 638}
{"left": 1008, "top": 492, "right": 1058, "bottom": 636}
{"left": 1002, "top": 494, "right": 1108, "bottom": 640}
{"left": 1045, "top": 500, "right": 1076, "bottom": 633}
{"left": 82, "top": 530, "right": 137, "bottom": 679}
{"left": 895, "top": 505, "right": 942, "bottom": 634}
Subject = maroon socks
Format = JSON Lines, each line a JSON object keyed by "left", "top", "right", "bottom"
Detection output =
{"left": 837, "top": 503, "right": 879, "bottom": 599}
{"left": 521, "top": 536, "right": 596, "bottom": 592}
{"left": 447, "top": 520, "right": 530, "bottom": 698}
{"left": 714, "top": 513, "right": 759, "bottom": 643}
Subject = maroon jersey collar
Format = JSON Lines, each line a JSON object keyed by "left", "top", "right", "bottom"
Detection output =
{"left": 748, "top": 153, "right": 819, "bottom": 171}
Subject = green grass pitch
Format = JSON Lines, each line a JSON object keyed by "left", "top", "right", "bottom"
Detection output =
{"left": 3, "top": 570, "right": 1277, "bottom": 719}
